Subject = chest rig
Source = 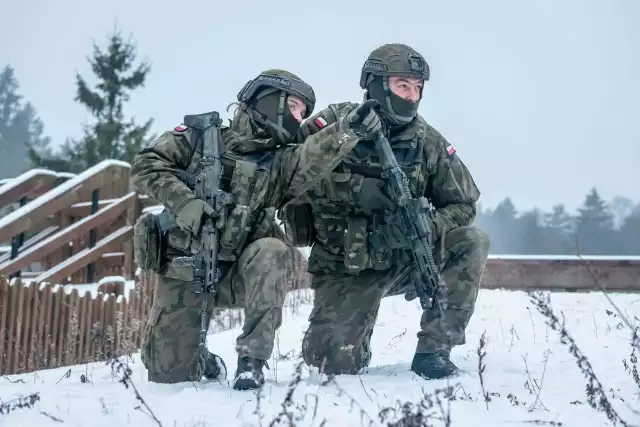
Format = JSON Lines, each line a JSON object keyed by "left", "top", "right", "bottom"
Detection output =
{"left": 159, "top": 127, "right": 277, "bottom": 264}
{"left": 306, "top": 125, "right": 433, "bottom": 274}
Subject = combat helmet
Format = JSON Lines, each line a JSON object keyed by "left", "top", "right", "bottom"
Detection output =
{"left": 360, "top": 43, "right": 430, "bottom": 126}
{"left": 237, "top": 69, "right": 316, "bottom": 145}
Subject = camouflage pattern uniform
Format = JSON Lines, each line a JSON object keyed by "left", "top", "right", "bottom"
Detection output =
{"left": 131, "top": 69, "right": 391, "bottom": 390}
{"left": 281, "top": 44, "right": 491, "bottom": 379}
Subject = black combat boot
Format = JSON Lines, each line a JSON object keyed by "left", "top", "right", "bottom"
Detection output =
{"left": 410, "top": 350, "right": 459, "bottom": 379}
{"left": 203, "top": 352, "right": 228, "bottom": 381}
{"left": 233, "top": 355, "right": 267, "bottom": 390}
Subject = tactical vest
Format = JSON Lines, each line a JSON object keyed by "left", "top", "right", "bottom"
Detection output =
{"left": 133, "top": 126, "right": 279, "bottom": 278}
{"left": 300, "top": 122, "right": 437, "bottom": 275}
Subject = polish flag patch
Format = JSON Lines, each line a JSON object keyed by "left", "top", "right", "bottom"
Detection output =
{"left": 314, "top": 116, "right": 328, "bottom": 128}
{"left": 446, "top": 144, "right": 456, "bottom": 156}
{"left": 174, "top": 124, "right": 187, "bottom": 132}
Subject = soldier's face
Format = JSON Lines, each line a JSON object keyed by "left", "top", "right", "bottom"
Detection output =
{"left": 287, "top": 96, "right": 307, "bottom": 123}
{"left": 388, "top": 76, "right": 423, "bottom": 103}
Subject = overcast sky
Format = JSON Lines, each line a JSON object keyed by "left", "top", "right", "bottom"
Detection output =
{"left": 1, "top": 0, "right": 638, "bottom": 213}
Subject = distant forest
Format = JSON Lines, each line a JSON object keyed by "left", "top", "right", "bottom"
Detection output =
{"left": 474, "top": 190, "right": 639, "bottom": 256}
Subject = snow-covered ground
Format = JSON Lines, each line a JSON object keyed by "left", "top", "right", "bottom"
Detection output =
{"left": 1, "top": 288, "right": 639, "bottom": 426}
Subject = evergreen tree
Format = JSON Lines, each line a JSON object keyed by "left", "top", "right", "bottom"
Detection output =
{"left": 610, "top": 195, "right": 634, "bottom": 229}
{"left": 543, "top": 203, "right": 574, "bottom": 254}
{"left": 618, "top": 204, "right": 640, "bottom": 255}
{"left": 513, "top": 208, "right": 547, "bottom": 254}
{"left": 0, "top": 65, "right": 52, "bottom": 179}
{"left": 29, "top": 30, "right": 154, "bottom": 173}
{"left": 573, "top": 188, "right": 615, "bottom": 254}
{"left": 488, "top": 197, "right": 518, "bottom": 253}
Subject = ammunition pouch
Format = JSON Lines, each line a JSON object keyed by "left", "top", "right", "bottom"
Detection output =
{"left": 343, "top": 215, "right": 392, "bottom": 274}
{"left": 133, "top": 211, "right": 165, "bottom": 273}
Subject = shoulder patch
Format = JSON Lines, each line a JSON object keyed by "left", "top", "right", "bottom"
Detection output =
{"left": 314, "top": 116, "right": 328, "bottom": 129}
{"left": 446, "top": 143, "right": 456, "bottom": 156}
{"left": 174, "top": 124, "right": 187, "bottom": 132}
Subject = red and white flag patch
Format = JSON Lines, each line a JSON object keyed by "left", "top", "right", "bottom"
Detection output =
{"left": 446, "top": 144, "right": 456, "bottom": 156}
{"left": 314, "top": 116, "right": 328, "bottom": 129}
{"left": 174, "top": 124, "right": 187, "bottom": 132}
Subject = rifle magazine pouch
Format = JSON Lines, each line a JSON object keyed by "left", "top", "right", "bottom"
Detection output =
{"left": 220, "top": 204, "right": 251, "bottom": 256}
{"left": 133, "top": 212, "right": 163, "bottom": 272}
{"left": 344, "top": 216, "right": 369, "bottom": 274}
{"left": 219, "top": 158, "right": 257, "bottom": 259}
{"left": 368, "top": 229, "right": 392, "bottom": 271}
{"left": 282, "top": 203, "right": 316, "bottom": 247}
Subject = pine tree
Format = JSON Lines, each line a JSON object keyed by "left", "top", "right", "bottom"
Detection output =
{"left": 476, "top": 197, "right": 518, "bottom": 254}
{"left": 0, "top": 65, "right": 52, "bottom": 179}
{"left": 514, "top": 208, "right": 546, "bottom": 254}
{"left": 543, "top": 203, "right": 574, "bottom": 254}
{"left": 573, "top": 187, "right": 615, "bottom": 254}
{"left": 618, "top": 203, "right": 640, "bottom": 255}
{"left": 609, "top": 195, "right": 634, "bottom": 229}
{"left": 29, "top": 30, "right": 154, "bottom": 173}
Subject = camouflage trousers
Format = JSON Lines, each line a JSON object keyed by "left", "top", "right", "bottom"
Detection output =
{"left": 140, "top": 237, "right": 294, "bottom": 383}
{"left": 301, "top": 226, "right": 490, "bottom": 375}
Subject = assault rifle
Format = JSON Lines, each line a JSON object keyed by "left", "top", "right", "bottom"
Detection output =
{"left": 373, "top": 131, "right": 444, "bottom": 310}
{"left": 172, "top": 111, "right": 233, "bottom": 379}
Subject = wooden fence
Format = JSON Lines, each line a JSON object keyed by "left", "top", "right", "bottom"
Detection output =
{"left": 0, "top": 274, "right": 154, "bottom": 376}
{"left": 0, "top": 264, "right": 311, "bottom": 376}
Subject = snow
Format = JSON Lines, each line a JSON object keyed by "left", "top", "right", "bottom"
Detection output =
{"left": 0, "top": 168, "right": 66, "bottom": 196}
{"left": 1, "top": 288, "right": 638, "bottom": 426}
{"left": 142, "top": 205, "right": 164, "bottom": 215}
{"left": 0, "top": 159, "right": 131, "bottom": 230}
{"left": 98, "top": 275, "right": 126, "bottom": 284}
{"left": 4, "top": 277, "right": 138, "bottom": 300}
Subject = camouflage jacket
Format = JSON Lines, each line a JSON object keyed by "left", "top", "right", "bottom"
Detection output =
{"left": 284, "top": 102, "right": 481, "bottom": 275}
{"left": 130, "top": 108, "right": 363, "bottom": 280}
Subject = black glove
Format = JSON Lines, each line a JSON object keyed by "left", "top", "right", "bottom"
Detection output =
{"left": 356, "top": 178, "right": 395, "bottom": 211}
{"left": 379, "top": 207, "right": 436, "bottom": 250}
{"left": 175, "top": 198, "right": 217, "bottom": 236}
{"left": 347, "top": 99, "right": 382, "bottom": 139}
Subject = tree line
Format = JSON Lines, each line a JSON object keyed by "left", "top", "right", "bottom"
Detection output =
{"left": 1, "top": 29, "right": 637, "bottom": 256}
{"left": 475, "top": 191, "right": 639, "bottom": 255}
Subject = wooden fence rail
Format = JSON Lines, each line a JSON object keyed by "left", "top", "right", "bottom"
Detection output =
{"left": 0, "top": 274, "right": 155, "bottom": 376}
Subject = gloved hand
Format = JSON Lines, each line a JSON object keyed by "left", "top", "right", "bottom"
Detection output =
{"left": 356, "top": 178, "right": 395, "bottom": 212}
{"left": 174, "top": 198, "right": 216, "bottom": 235}
{"left": 347, "top": 99, "right": 382, "bottom": 139}
{"left": 380, "top": 206, "right": 436, "bottom": 250}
